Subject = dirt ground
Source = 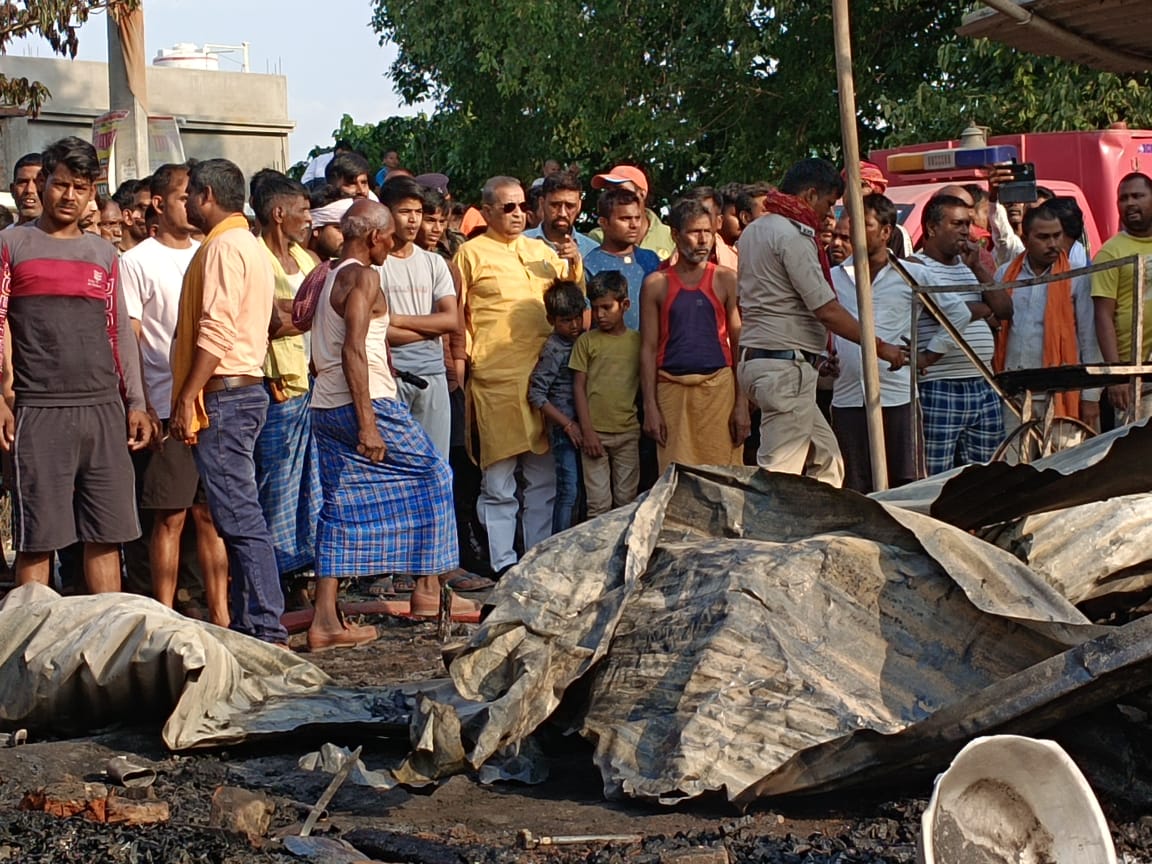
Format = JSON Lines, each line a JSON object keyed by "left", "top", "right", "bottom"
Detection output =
{"left": 2, "top": 611, "right": 1152, "bottom": 863}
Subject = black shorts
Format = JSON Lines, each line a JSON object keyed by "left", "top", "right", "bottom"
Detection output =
{"left": 11, "top": 402, "right": 141, "bottom": 552}
{"left": 138, "top": 425, "right": 205, "bottom": 510}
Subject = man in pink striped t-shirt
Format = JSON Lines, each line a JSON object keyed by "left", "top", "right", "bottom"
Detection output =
{"left": 0, "top": 136, "right": 151, "bottom": 592}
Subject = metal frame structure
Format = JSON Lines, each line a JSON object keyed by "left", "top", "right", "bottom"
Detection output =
{"left": 891, "top": 252, "right": 1150, "bottom": 465}
{"left": 961, "top": 0, "right": 1152, "bottom": 74}
{"left": 831, "top": 0, "right": 1151, "bottom": 481}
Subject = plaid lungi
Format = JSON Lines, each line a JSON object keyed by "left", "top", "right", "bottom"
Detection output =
{"left": 254, "top": 387, "right": 321, "bottom": 575}
{"left": 919, "top": 377, "right": 1004, "bottom": 476}
{"left": 312, "top": 397, "right": 457, "bottom": 579}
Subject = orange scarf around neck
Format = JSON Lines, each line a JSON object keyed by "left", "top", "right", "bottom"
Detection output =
{"left": 992, "top": 250, "right": 1080, "bottom": 419}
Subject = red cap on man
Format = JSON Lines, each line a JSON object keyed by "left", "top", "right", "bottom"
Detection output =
{"left": 591, "top": 165, "right": 649, "bottom": 196}
{"left": 844, "top": 160, "right": 889, "bottom": 194}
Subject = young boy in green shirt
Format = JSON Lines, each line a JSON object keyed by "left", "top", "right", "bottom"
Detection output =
{"left": 569, "top": 271, "right": 642, "bottom": 516}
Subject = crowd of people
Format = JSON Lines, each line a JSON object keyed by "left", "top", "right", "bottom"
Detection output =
{"left": 2, "top": 132, "right": 1149, "bottom": 650}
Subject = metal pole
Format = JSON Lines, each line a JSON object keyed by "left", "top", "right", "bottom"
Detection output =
{"left": 1134, "top": 255, "right": 1148, "bottom": 420}
{"left": 832, "top": 0, "right": 888, "bottom": 490}
{"left": 888, "top": 252, "right": 1046, "bottom": 454}
{"left": 888, "top": 254, "right": 1018, "bottom": 409}
{"left": 909, "top": 292, "right": 924, "bottom": 479}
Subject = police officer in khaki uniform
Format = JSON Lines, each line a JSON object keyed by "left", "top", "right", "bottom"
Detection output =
{"left": 735, "top": 158, "right": 907, "bottom": 486}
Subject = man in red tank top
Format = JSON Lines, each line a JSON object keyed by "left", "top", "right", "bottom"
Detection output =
{"left": 639, "top": 198, "right": 749, "bottom": 472}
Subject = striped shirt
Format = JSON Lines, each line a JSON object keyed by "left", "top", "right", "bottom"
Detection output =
{"left": 0, "top": 225, "right": 145, "bottom": 410}
{"left": 909, "top": 255, "right": 991, "bottom": 381}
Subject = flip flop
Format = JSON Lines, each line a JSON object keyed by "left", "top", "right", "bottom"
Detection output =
{"left": 443, "top": 572, "right": 495, "bottom": 592}
{"left": 305, "top": 622, "right": 378, "bottom": 653}
{"left": 391, "top": 574, "right": 417, "bottom": 593}
{"left": 365, "top": 576, "right": 397, "bottom": 597}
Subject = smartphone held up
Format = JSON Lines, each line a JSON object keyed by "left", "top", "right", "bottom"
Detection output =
{"left": 993, "top": 161, "right": 1038, "bottom": 204}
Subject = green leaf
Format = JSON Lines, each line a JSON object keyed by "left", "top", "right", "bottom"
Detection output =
{"left": 314, "top": 0, "right": 1152, "bottom": 202}
{"left": 0, "top": 1, "right": 140, "bottom": 115}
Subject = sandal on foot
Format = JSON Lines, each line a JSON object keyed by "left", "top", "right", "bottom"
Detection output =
{"left": 410, "top": 593, "right": 482, "bottom": 619}
{"left": 391, "top": 573, "right": 417, "bottom": 593}
{"left": 365, "top": 576, "right": 396, "bottom": 597}
{"left": 305, "top": 622, "right": 378, "bottom": 653}
{"left": 443, "top": 571, "right": 495, "bottom": 592}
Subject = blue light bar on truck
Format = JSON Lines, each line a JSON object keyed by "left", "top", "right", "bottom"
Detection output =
{"left": 888, "top": 145, "right": 1020, "bottom": 174}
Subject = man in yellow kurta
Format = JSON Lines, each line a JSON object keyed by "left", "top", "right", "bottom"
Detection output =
{"left": 455, "top": 176, "right": 583, "bottom": 574}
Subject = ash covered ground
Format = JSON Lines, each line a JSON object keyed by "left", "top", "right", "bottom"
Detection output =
{"left": 2, "top": 614, "right": 1152, "bottom": 864}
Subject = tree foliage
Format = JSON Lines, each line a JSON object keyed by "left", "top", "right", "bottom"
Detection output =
{"left": 348, "top": 0, "right": 1152, "bottom": 203}
{"left": 0, "top": 1, "right": 138, "bottom": 115}
{"left": 878, "top": 37, "right": 1152, "bottom": 144}
{"left": 292, "top": 112, "right": 444, "bottom": 180}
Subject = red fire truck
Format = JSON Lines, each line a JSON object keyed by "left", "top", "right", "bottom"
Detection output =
{"left": 871, "top": 127, "right": 1152, "bottom": 253}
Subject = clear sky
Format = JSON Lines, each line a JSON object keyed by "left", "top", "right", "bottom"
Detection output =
{"left": 9, "top": 0, "right": 425, "bottom": 165}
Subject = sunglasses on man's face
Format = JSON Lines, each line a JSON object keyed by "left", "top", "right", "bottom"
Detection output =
{"left": 494, "top": 201, "right": 531, "bottom": 214}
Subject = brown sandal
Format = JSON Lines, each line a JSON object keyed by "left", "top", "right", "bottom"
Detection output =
{"left": 305, "top": 607, "right": 379, "bottom": 652}
{"left": 409, "top": 593, "right": 483, "bottom": 619}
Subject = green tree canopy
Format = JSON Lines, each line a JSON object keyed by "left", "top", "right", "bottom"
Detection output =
{"left": 0, "top": 1, "right": 138, "bottom": 115}
{"left": 349, "top": 0, "right": 1152, "bottom": 203}
{"left": 292, "top": 112, "right": 445, "bottom": 181}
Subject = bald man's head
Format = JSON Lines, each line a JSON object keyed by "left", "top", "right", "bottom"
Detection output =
{"left": 937, "top": 184, "right": 975, "bottom": 208}
{"left": 340, "top": 199, "right": 395, "bottom": 264}
{"left": 341, "top": 198, "right": 392, "bottom": 240}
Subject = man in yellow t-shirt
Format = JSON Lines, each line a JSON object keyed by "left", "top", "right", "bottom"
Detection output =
{"left": 1092, "top": 172, "right": 1152, "bottom": 421}
{"left": 454, "top": 176, "right": 583, "bottom": 575}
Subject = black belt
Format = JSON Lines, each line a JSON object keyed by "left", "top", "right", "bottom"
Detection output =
{"left": 741, "top": 347, "right": 819, "bottom": 365}
{"left": 203, "top": 374, "right": 264, "bottom": 394}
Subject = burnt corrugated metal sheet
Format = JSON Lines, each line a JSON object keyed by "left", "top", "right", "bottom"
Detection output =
{"left": 959, "top": 0, "right": 1152, "bottom": 72}
{"left": 872, "top": 421, "right": 1152, "bottom": 530}
{"left": 392, "top": 465, "right": 1121, "bottom": 805}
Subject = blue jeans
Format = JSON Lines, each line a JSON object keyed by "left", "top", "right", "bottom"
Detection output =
{"left": 550, "top": 427, "right": 580, "bottom": 534}
{"left": 194, "top": 384, "right": 287, "bottom": 643}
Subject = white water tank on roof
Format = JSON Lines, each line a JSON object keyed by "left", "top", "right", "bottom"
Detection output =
{"left": 153, "top": 43, "right": 220, "bottom": 71}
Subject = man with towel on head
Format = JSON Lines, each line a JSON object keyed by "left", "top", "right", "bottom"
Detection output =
{"left": 292, "top": 189, "right": 354, "bottom": 332}
{"left": 844, "top": 160, "right": 912, "bottom": 257}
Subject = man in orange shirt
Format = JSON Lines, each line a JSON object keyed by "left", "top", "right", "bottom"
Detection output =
{"left": 170, "top": 159, "right": 285, "bottom": 645}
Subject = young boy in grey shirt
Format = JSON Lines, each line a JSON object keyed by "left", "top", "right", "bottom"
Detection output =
{"left": 528, "top": 280, "right": 586, "bottom": 533}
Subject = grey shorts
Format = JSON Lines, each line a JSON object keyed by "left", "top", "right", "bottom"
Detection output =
{"left": 396, "top": 370, "right": 451, "bottom": 458}
{"left": 138, "top": 423, "right": 205, "bottom": 511}
{"left": 11, "top": 402, "right": 141, "bottom": 552}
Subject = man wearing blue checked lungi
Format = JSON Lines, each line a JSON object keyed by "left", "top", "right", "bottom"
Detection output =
{"left": 251, "top": 171, "right": 323, "bottom": 582}
{"left": 308, "top": 200, "right": 478, "bottom": 651}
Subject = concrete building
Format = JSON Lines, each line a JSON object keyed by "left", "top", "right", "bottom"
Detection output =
{"left": 0, "top": 54, "right": 292, "bottom": 184}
